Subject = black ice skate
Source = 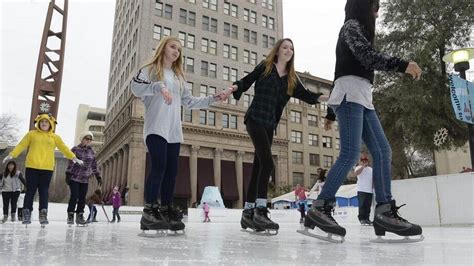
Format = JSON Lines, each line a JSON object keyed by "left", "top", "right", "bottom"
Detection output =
{"left": 75, "top": 212, "right": 88, "bottom": 227}
{"left": 161, "top": 205, "right": 185, "bottom": 235}
{"left": 297, "top": 199, "right": 346, "bottom": 243}
{"left": 67, "top": 212, "right": 74, "bottom": 227}
{"left": 11, "top": 214, "right": 16, "bottom": 222}
{"left": 39, "top": 209, "right": 48, "bottom": 228}
{"left": 1, "top": 214, "right": 7, "bottom": 224}
{"left": 22, "top": 209, "right": 31, "bottom": 226}
{"left": 240, "top": 208, "right": 263, "bottom": 233}
{"left": 251, "top": 207, "right": 279, "bottom": 236}
{"left": 371, "top": 200, "right": 424, "bottom": 243}
{"left": 138, "top": 203, "right": 170, "bottom": 238}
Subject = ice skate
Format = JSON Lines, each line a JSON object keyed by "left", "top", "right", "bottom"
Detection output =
{"left": 240, "top": 208, "right": 264, "bottom": 234}
{"left": 138, "top": 203, "right": 170, "bottom": 238}
{"left": 11, "top": 214, "right": 16, "bottom": 222}
{"left": 67, "top": 212, "right": 74, "bottom": 227}
{"left": 249, "top": 207, "right": 279, "bottom": 236}
{"left": 39, "top": 209, "right": 48, "bottom": 228}
{"left": 299, "top": 217, "right": 304, "bottom": 224}
{"left": 75, "top": 212, "right": 88, "bottom": 227}
{"left": 161, "top": 205, "right": 185, "bottom": 235}
{"left": 1, "top": 215, "right": 7, "bottom": 224}
{"left": 360, "top": 219, "right": 372, "bottom": 226}
{"left": 371, "top": 200, "right": 424, "bottom": 243}
{"left": 297, "top": 199, "right": 346, "bottom": 243}
{"left": 22, "top": 209, "right": 31, "bottom": 227}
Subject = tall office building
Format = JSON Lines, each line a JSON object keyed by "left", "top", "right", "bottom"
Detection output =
{"left": 74, "top": 104, "right": 106, "bottom": 152}
{"left": 97, "top": 0, "right": 339, "bottom": 208}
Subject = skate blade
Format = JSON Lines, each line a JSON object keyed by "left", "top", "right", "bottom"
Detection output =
{"left": 371, "top": 234, "right": 424, "bottom": 243}
{"left": 296, "top": 227, "right": 345, "bottom": 243}
{"left": 138, "top": 230, "right": 168, "bottom": 238}
{"left": 76, "top": 224, "right": 88, "bottom": 227}
{"left": 167, "top": 229, "right": 185, "bottom": 236}
{"left": 241, "top": 228, "right": 277, "bottom": 236}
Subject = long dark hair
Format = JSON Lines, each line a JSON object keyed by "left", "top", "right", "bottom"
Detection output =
{"left": 344, "top": 0, "right": 379, "bottom": 44}
{"left": 3, "top": 160, "right": 17, "bottom": 178}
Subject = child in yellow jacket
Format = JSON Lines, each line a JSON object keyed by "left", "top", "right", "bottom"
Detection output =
{"left": 2, "top": 114, "right": 83, "bottom": 225}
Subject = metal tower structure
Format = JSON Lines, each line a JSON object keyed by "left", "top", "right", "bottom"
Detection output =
{"left": 29, "top": 0, "right": 68, "bottom": 130}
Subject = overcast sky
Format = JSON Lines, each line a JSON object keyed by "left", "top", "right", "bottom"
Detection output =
{"left": 1, "top": 0, "right": 471, "bottom": 147}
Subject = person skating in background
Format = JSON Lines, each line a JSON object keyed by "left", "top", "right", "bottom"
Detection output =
{"left": 2, "top": 114, "right": 83, "bottom": 226}
{"left": 202, "top": 202, "right": 210, "bottom": 222}
{"left": 1, "top": 160, "right": 26, "bottom": 223}
{"left": 221, "top": 38, "right": 332, "bottom": 234}
{"left": 302, "top": 0, "right": 423, "bottom": 243}
{"left": 86, "top": 189, "right": 103, "bottom": 223}
{"left": 294, "top": 184, "right": 309, "bottom": 224}
{"left": 355, "top": 153, "right": 374, "bottom": 225}
{"left": 110, "top": 186, "right": 121, "bottom": 223}
{"left": 65, "top": 131, "right": 102, "bottom": 226}
{"left": 131, "top": 36, "right": 227, "bottom": 234}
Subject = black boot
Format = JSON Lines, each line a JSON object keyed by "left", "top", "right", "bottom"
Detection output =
{"left": 161, "top": 205, "right": 185, "bottom": 231}
{"left": 76, "top": 212, "right": 87, "bottom": 226}
{"left": 373, "top": 200, "right": 422, "bottom": 237}
{"left": 39, "top": 209, "right": 48, "bottom": 225}
{"left": 240, "top": 208, "right": 258, "bottom": 230}
{"left": 140, "top": 203, "right": 170, "bottom": 231}
{"left": 305, "top": 199, "right": 346, "bottom": 237}
{"left": 253, "top": 207, "right": 279, "bottom": 231}
{"left": 22, "top": 209, "right": 31, "bottom": 225}
{"left": 67, "top": 212, "right": 74, "bottom": 225}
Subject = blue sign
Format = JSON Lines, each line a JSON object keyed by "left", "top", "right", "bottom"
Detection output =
{"left": 448, "top": 74, "right": 474, "bottom": 124}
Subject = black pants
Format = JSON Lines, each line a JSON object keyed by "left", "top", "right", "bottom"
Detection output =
{"left": 112, "top": 207, "right": 121, "bottom": 221}
{"left": 299, "top": 202, "right": 306, "bottom": 219}
{"left": 358, "top": 191, "right": 373, "bottom": 221}
{"left": 145, "top": 134, "right": 180, "bottom": 205}
{"left": 2, "top": 191, "right": 20, "bottom": 215}
{"left": 245, "top": 118, "right": 275, "bottom": 202}
{"left": 24, "top": 168, "right": 53, "bottom": 211}
{"left": 67, "top": 180, "right": 89, "bottom": 213}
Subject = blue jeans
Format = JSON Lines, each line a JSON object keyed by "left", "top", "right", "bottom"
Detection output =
{"left": 24, "top": 168, "right": 53, "bottom": 211}
{"left": 318, "top": 100, "right": 392, "bottom": 204}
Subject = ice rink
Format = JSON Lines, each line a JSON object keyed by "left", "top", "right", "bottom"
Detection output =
{"left": 0, "top": 219, "right": 472, "bottom": 265}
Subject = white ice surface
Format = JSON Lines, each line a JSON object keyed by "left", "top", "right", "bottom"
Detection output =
{"left": 0, "top": 203, "right": 473, "bottom": 265}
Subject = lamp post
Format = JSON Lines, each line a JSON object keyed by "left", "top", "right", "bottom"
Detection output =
{"left": 443, "top": 48, "right": 474, "bottom": 168}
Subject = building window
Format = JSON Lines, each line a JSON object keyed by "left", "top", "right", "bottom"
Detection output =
{"left": 290, "top": 111, "right": 301, "bottom": 123}
{"left": 203, "top": 16, "right": 217, "bottom": 32}
{"left": 293, "top": 172, "right": 304, "bottom": 187}
{"left": 201, "top": 38, "right": 209, "bottom": 53}
{"left": 250, "top": 31, "right": 257, "bottom": 44}
{"left": 250, "top": 52, "right": 257, "bottom": 65}
{"left": 185, "top": 57, "right": 194, "bottom": 73}
{"left": 308, "top": 134, "right": 319, "bottom": 146}
{"left": 291, "top": 131, "right": 302, "bottom": 144}
{"left": 230, "top": 4, "right": 238, "bottom": 17}
{"left": 310, "top": 154, "right": 320, "bottom": 166}
{"left": 322, "top": 136, "right": 332, "bottom": 148}
{"left": 292, "top": 151, "right": 303, "bottom": 164}
{"left": 224, "top": 23, "right": 230, "bottom": 37}
{"left": 209, "top": 63, "right": 217, "bottom": 78}
{"left": 336, "top": 138, "right": 340, "bottom": 150}
{"left": 244, "top": 94, "right": 251, "bottom": 107}
{"left": 231, "top": 68, "right": 238, "bottom": 81}
{"left": 178, "top": 32, "right": 194, "bottom": 49}
{"left": 199, "top": 110, "right": 207, "bottom": 125}
{"left": 209, "top": 40, "right": 217, "bottom": 55}
{"left": 201, "top": 61, "right": 208, "bottom": 76}
{"left": 208, "top": 111, "right": 216, "bottom": 126}
{"left": 243, "top": 8, "right": 249, "bottom": 21}
{"left": 210, "top": 18, "right": 218, "bottom": 33}
{"left": 183, "top": 107, "right": 192, "bottom": 122}
{"left": 223, "top": 66, "right": 230, "bottom": 81}
{"left": 223, "top": 44, "right": 230, "bottom": 58}
{"left": 230, "top": 115, "right": 237, "bottom": 129}
{"left": 269, "top": 17, "right": 275, "bottom": 30}
{"left": 244, "top": 29, "right": 250, "bottom": 42}
{"left": 188, "top": 11, "right": 196, "bottom": 26}
{"left": 231, "top": 46, "right": 238, "bottom": 60}
{"left": 308, "top": 114, "right": 318, "bottom": 127}
{"left": 323, "top": 155, "right": 333, "bottom": 168}
{"left": 203, "top": 0, "right": 217, "bottom": 11}
{"left": 222, "top": 114, "right": 229, "bottom": 128}
{"left": 164, "top": 4, "right": 172, "bottom": 19}
{"left": 250, "top": 11, "right": 257, "bottom": 24}
{"left": 262, "top": 15, "right": 268, "bottom": 28}
{"left": 224, "top": 2, "right": 230, "bottom": 15}
{"left": 270, "top": 37, "right": 275, "bottom": 46}
{"left": 263, "top": 34, "right": 269, "bottom": 48}
{"left": 290, "top": 97, "right": 300, "bottom": 104}
{"left": 153, "top": 25, "right": 170, "bottom": 40}
{"left": 155, "top": 1, "right": 163, "bottom": 16}
{"left": 200, "top": 85, "right": 208, "bottom": 97}
{"left": 243, "top": 50, "right": 250, "bottom": 63}
{"left": 231, "top": 25, "right": 238, "bottom": 39}
{"left": 179, "top": 9, "right": 196, "bottom": 26}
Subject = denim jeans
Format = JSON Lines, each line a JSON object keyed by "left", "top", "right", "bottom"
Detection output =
{"left": 24, "top": 168, "right": 53, "bottom": 211}
{"left": 318, "top": 99, "right": 392, "bottom": 204}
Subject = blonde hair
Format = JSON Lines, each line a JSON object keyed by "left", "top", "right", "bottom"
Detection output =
{"left": 262, "top": 38, "right": 297, "bottom": 95}
{"left": 143, "top": 36, "right": 185, "bottom": 81}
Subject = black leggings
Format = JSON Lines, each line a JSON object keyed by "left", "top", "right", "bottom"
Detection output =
{"left": 145, "top": 134, "right": 180, "bottom": 205}
{"left": 245, "top": 118, "right": 275, "bottom": 202}
{"left": 2, "top": 191, "right": 20, "bottom": 215}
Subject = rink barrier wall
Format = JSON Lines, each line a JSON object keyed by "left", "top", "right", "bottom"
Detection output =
{"left": 6, "top": 173, "right": 472, "bottom": 226}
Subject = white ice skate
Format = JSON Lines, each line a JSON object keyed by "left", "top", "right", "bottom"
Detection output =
{"left": 296, "top": 227, "right": 345, "bottom": 243}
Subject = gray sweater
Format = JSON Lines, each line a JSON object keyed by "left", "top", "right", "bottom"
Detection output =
{"left": 131, "top": 66, "right": 216, "bottom": 143}
{"left": 1, "top": 171, "right": 26, "bottom": 192}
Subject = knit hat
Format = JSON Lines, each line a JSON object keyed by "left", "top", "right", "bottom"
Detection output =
{"left": 79, "top": 131, "right": 94, "bottom": 141}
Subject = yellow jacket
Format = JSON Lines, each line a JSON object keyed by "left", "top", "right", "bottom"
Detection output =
{"left": 9, "top": 114, "right": 75, "bottom": 171}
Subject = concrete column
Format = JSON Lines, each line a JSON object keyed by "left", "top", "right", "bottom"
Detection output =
{"left": 213, "top": 148, "right": 222, "bottom": 189}
{"left": 190, "top": 145, "right": 199, "bottom": 205}
{"left": 116, "top": 150, "right": 124, "bottom": 188}
{"left": 236, "top": 151, "right": 244, "bottom": 208}
{"left": 121, "top": 146, "right": 129, "bottom": 189}
{"left": 128, "top": 142, "right": 147, "bottom": 206}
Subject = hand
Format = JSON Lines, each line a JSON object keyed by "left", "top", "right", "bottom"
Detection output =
{"left": 161, "top": 88, "right": 172, "bottom": 105}
{"left": 318, "top": 95, "right": 329, "bottom": 102}
{"left": 72, "top": 157, "right": 84, "bottom": 165}
{"left": 405, "top": 61, "right": 422, "bottom": 80}
{"left": 323, "top": 118, "right": 333, "bottom": 131}
{"left": 2, "top": 155, "right": 13, "bottom": 164}
{"left": 214, "top": 88, "right": 233, "bottom": 101}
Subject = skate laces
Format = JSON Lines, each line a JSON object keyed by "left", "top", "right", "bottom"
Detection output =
{"left": 322, "top": 206, "right": 338, "bottom": 224}
{"left": 257, "top": 207, "right": 273, "bottom": 221}
{"left": 391, "top": 203, "right": 408, "bottom": 222}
